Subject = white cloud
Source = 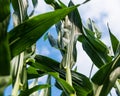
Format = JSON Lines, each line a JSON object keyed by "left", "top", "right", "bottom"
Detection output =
{"left": 32, "top": 0, "right": 120, "bottom": 40}
{"left": 78, "top": 0, "right": 120, "bottom": 39}
{"left": 35, "top": 0, "right": 53, "bottom": 14}
{"left": 56, "top": 0, "right": 120, "bottom": 40}
{"left": 28, "top": 0, "right": 53, "bottom": 16}
{"left": 76, "top": 42, "right": 98, "bottom": 77}
{"left": 38, "top": 75, "right": 48, "bottom": 84}
{"left": 38, "top": 46, "right": 50, "bottom": 56}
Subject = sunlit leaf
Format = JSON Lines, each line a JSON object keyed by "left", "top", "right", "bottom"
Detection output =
{"left": 27, "top": 66, "right": 45, "bottom": 79}
{"left": 108, "top": 24, "right": 120, "bottom": 57}
{"left": 82, "top": 27, "right": 112, "bottom": 68}
{"left": 49, "top": 72, "right": 75, "bottom": 96}
{"left": 19, "top": 84, "right": 50, "bottom": 96}
{"left": 86, "top": 18, "right": 101, "bottom": 39}
{"left": 92, "top": 55, "right": 120, "bottom": 96}
{"left": 9, "top": 6, "right": 79, "bottom": 58}
{"left": 58, "top": 0, "right": 67, "bottom": 8}
{"left": 45, "top": 0, "right": 61, "bottom": 9}
{"left": 27, "top": 55, "right": 93, "bottom": 95}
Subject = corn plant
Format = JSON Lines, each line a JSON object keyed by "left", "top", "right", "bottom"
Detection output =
{"left": 0, "top": 0, "right": 120, "bottom": 96}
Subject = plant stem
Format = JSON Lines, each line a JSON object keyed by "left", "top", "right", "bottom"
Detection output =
{"left": 66, "top": 66, "right": 76, "bottom": 96}
{"left": 115, "top": 80, "right": 120, "bottom": 95}
{"left": 12, "top": 52, "right": 24, "bottom": 96}
{"left": 66, "top": 66, "right": 72, "bottom": 86}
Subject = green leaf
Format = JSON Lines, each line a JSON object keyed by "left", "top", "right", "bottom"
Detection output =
{"left": 58, "top": 0, "right": 67, "bottom": 8}
{"left": 92, "top": 63, "right": 112, "bottom": 85}
{"left": 108, "top": 24, "right": 120, "bottom": 57}
{"left": 74, "top": 85, "right": 93, "bottom": 96}
{"left": 68, "top": 1, "right": 83, "bottom": 34}
{"left": 11, "top": 0, "right": 19, "bottom": 12}
{"left": 9, "top": 5, "right": 79, "bottom": 58}
{"left": 0, "top": 0, "right": 10, "bottom": 76}
{"left": 27, "top": 55, "right": 93, "bottom": 95}
{"left": 19, "top": 84, "right": 50, "bottom": 96}
{"left": 82, "top": 38, "right": 104, "bottom": 68}
{"left": 84, "top": 27, "right": 107, "bottom": 53}
{"left": 82, "top": 0, "right": 91, "bottom": 4}
{"left": 49, "top": 72, "right": 75, "bottom": 95}
{"left": 82, "top": 27, "right": 112, "bottom": 68}
{"left": 72, "top": 71, "right": 93, "bottom": 96}
{"left": 92, "top": 55, "right": 120, "bottom": 96}
{"left": 44, "top": 0, "right": 55, "bottom": 4}
{"left": 0, "top": 0, "right": 10, "bottom": 22}
{"left": 86, "top": 18, "right": 101, "bottom": 39}
{"left": 32, "top": 0, "right": 38, "bottom": 8}
{"left": 43, "top": 32, "right": 48, "bottom": 41}
{"left": 27, "top": 66, "right": 45, "bottom": 79}
{"left": 45, "top": 0, "right": 61, "bottom": 9}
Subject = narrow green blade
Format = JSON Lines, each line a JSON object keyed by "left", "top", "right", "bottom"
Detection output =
{"left": 82, "top": 27, "right": 112, "bottom": 68}
{"left": 92, "top": 55, "right": 120, "bottom": 96}
{"left": 9, "top": 6, "right": 79, "bottom": 58}
{"left": 27, "top": 55, "right": 93, "bottom": 95}
{"left": 19, "top": 84, "right": 50, "bottom": 96}
{"left": 108, "top": 25, "right": 120, "bottom": 57}
{"left": 0, "top": 0, "right": 10, "bottom": 75}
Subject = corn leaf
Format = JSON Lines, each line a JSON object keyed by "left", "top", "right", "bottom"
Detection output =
{"left": 68, "top": 1, "right": 83, "bottom": 35}
{"left": 108, "top": 25, "right": 120, "bottom": 57}
{"left": 27, "top": 55, "right": 93, "bottom": 95}
{"left": 92, "top": 55, "right": 120, "bottom": 96}
{"left": 9, "top": 6, "right": 78, "bottom": 58}
{"left": 32, "top": 0, "right": 38, "bottom": 8}
{"left": 0, "top": 0, "right": 10, "bottom": 22}
{"left": 49, "top": 72, "right": 75, "bottom": 96}
{"left": 27, "top": 66, "right": 45, "bottom": 79}
{"left": 82, "top": 27, "right": 112, "bottom": 68}
{"left": 19, "top": 84, "right": 50, "bottom": 96}
{"left": 11, "top": 0, "right": 19, "bottom": 12}
{"left": 0, "top": 0, "right": 10, "bottom": 75}
{"left": 82, "top": 0, "right": 91, "bottom": 4}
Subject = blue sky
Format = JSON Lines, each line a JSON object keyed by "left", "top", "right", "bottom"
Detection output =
{"left": 32, "top": 0, "right": 120, "bottom": 95}
{"left": 33, "top": 0, "right": 120, "bottom": 77}
{"left": 5, "top": 0, "right": 120, "bottom": 96}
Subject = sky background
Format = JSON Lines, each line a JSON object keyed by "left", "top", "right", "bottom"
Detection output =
{"left": 33, "top": 0, "right": 120, "bottom": 95}
{"left": 32, "top": 0, "right": 120, "bottom": 76}
{"left": 5, "top": 0, "right": 120, "bottom": 96}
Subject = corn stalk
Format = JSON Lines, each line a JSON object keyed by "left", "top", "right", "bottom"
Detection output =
{"left": 11, "top": 0, "right": 30, "bottom": 95}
